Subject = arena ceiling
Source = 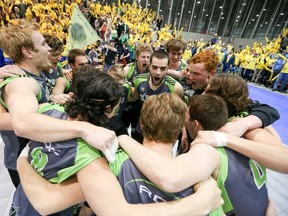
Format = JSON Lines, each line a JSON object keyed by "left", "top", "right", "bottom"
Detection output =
{"left": 109, "top": 0, "right": 288, "bottom": 40}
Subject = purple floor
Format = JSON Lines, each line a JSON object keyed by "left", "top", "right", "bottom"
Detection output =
{"left": 248, "top": 83, "right": 288, "bottom": 145}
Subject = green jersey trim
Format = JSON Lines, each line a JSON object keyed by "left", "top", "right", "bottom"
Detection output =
{"left": 57, "top": 62, "right": 63, "bottom": 77}
{"left": 109, "top": 148, "right": 130, "bottom": 176}
{"left": 65, "top": 79, "right": 71, "bottom": 92}
{"left": 126, "top": 62, "right": 136, "bottom": 80}
{"left": 49, "top": 138, "right": 102, "bottom": 183}
{"left": 165, "top": 76, "right": 176, "bottom": 92}
{"left": 134, "top": 73, "right": 149, "bottom": 87}
{"left": 38, "top": 103, "right": 65, "bottom": 114}
{"left": 134, "top": 73, "right": 176, "bottom": 93}
{"left": 216, "top": 147, "right": 234, "bottom": 213}
{"left": 123, "top": 82, "right": 132, "bottom": 96}
{"left": 0, "top": 75, "right": 43, "bottom": 109}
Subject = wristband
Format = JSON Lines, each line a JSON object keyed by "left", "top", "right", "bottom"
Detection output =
{"left": 102, "top": 138, "right": 119, "bottom": 163}
{"left": 211, "top": 131, "right": 227, "bottom": 147}
{"left": 112, "top": 138, "right": 119, "bottom": 155}
{"left": 103, "top": 148, "right": 116, "bottom": 163}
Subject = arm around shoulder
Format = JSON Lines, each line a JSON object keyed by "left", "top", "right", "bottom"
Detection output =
{"left": 248, "top": 102, "right": 280, "bottom": 127}
{"left": 174, "top": 81, "right": 184, "bottom": 98}
{"left": 77, "top": 156, "right": 222, "bottom": 216}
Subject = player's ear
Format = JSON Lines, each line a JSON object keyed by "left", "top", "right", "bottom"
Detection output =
{"left": 208, "top": 70, "right": 216, "bottom": 79}
{"left": 194, "top": 120, "right": 203, "bottom": 131}
{"left": 22, "top": 47, "right": 33, "bottom": 59}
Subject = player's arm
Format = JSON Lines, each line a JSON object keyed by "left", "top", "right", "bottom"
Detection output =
{"left": 77, "top": 156, "right": 222, "bottom": 216}
{"left": 174, "top": 81, "right": 184, "bottom": 98}
{"left": 248, "top": 102, "right": 280, "bottom": 127}
{"left": 62, "top": 69, "right": 73, "bottom": 81}
{"left": 49, "top": 77, "right": 71, "bottom": 104}
{"left": 220, "top": 115, "right": 262, "bottom": 137}
{"left": 18, "top": 154, "right": 222, "bottom": 216}
{"left": 5, "top": 77, "right": 116, "bottom": 153}
{"left": 228, "top": 127, "right": 288, "bottom": 173}
{"left": 118, "top": 135, "right": 220, "bottom": 192}
{"left": 0, "top": 103, "right": 13, "bottom": 130}
{"left": 0, "top": 64, "right": 26, "bottom": 78}
{"left": 51, "top": 77, "right": 67, "bottom": 95}
{"left": 193, "top": 126, "right": 288, "bottom": 173}
{"left": 17, "top": 157, "right": 84, "bottom": 215}
{"left": 220, "top": 102, "right": 280, "bottom": 137}
{"left": 242, "top": 125, "right": 288, "bottom": 172}
{"left": 167, "top": 69, "right": 185, "bottom": 79}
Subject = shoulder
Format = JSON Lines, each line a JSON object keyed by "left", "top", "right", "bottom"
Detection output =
{"left": 124, "top": 62, "right": 136, "bottom": 75}
{"left": 4, "top": 75, "right": 39, "bottom": 93}
{"left": 134, "top": 73, "right": 149, "bottom": 81}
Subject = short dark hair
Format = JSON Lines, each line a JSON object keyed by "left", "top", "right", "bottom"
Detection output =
{"left": 66, "top": 66, "right": 123, "bottom": 126}
{"left": 188, "top": 94, "right": 228, "bottom": 130}
{"left": 150, "top": 50, "right": 169, "bottom": 65}
{"left": 67, "top": 49, "right": 86, "bottom": 64}
{"left": 43, "top": 33, "right": 63, "bottom": 53}
{"left": 165, "top": 38, "right": 186, "bottom": 53}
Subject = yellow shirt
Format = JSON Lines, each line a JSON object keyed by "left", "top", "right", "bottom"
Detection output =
{"left": 245, "top": 55, "right": 257, "bottom": 70}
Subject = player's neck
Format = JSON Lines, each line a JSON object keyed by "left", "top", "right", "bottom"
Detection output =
{"left": 143, "top": 138, "right": 173, "bottom": 158}
{"left": 169, "top": 61, "right": 181, "bottom": 70}
{"left": 17, "top": 61, "right": 41, "bottom": 76}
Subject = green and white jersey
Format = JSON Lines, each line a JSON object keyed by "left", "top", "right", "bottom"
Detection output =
{"left": 109, "top": 148, "right": 193, "bottom": 203}
{"left": 217, "top": 112, "right": 268, "bottom": 216}
{"left": 28, "top": 104, "right": 102, "bottom": 183}
{"left": 11, "top": 104, "right": 98, "bottom": 216}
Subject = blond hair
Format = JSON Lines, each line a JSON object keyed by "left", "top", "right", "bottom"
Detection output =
{"left": 108, "top": 65, "right": 125, "bottom": 83}
{"left": 135, "top": 43, "right": 152, "bottom": 58}
{"left": 141, "top": 94, "right": 187, "bottom": 144}
{"left": 0, "top": 20, "right": 40, "bottom": 63}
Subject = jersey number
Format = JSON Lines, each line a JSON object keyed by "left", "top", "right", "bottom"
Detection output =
{"left": 249, "top": 159, "right": 266, "bottom": 189}
{"left": 30, "top": 147, "right": 48, "bottom": 176}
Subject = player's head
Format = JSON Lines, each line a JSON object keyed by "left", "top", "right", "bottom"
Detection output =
{"left": 186, "top": 50, "right": 218, "bottom": 90}
{"left": 141, "top": 93, "right": 186, "bottom": 144}
{"left": 149, "top": 50, "right": 169, "bottom": 86}
{"left": 205, "top": 74, "right": 252, "bottom": 117}
{"left": 67, "top": 48, "right": 88, "bottom": 72}
{"left": 135, "top": 43, "right": 152, "bottom": 72}
{"left": 43, "top": 33, "right": 63, "bottom": 69}
{"left": 0, "top": 20, "right": 51, "bottom": 70}
{"left": 165, "top": 38, "right": 186, "bottom": 64}
{"left": 108, "top": 65, "right": 125, "bottom": 85}
{"left": 66, "top": 66, "right": 122, "bottom": 127}
{"left": 186, "top": 94, "right": 228, "bottom": 139}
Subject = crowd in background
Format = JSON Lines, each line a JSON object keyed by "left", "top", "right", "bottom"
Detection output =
{"left": 0, "top": 1, "right": 288, "bottom": 215}
{"left": 0, "top": 0, "right": 288, "bottom": 92}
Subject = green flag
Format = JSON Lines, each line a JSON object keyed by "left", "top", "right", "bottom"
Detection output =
{"left": 65, "top": 5, "right": 101, "bottom": 54}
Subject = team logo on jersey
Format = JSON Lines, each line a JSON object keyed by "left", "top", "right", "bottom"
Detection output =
{"left": 44, "top": 142, "right": 61, "bottom": 156}
{"left": 249, "top": 159, "right": 267, "bottom": 189}
{"left": 139, "top": 185, "right": 167, "bottom": 203}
